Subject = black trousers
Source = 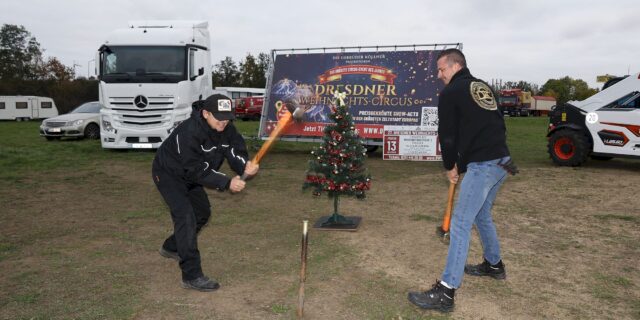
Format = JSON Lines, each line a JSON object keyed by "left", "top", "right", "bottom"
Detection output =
{"left": 152, "top": 166, "right": 211, "bottom": 281}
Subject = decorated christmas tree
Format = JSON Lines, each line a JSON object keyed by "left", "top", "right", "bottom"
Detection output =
{"left": 303, "top": 91, "right": 371, "bottom": 227}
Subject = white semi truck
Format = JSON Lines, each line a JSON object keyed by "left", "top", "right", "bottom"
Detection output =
{"left": 97, "top": 20, "right": 212, "bottom": 149}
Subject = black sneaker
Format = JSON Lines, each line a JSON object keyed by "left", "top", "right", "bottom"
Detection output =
{"left": 158, "top": 247, "right": 179, "bottom": 261}
{"left": 407, "top": 280, "right": 455, "bottom": 312}
{"left": 464, "top": 259, "right": 506, "bottom": 279}
{"left": 182, "top": 276, "right": 220, "bottom": 292}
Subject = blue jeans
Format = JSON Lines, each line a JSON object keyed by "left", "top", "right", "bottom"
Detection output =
{"left": 441, "top": 156, "right": 509, "bottom": 288}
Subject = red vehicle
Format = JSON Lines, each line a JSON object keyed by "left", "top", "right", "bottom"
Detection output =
{"left": 498, "top": 88, "right": 531, "bottom": 117}
{"left": 234, "top": 96, "right": 264, "bottom": 121}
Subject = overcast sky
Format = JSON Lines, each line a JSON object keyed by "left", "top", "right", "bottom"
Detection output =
{"left": 2, "top": 0, "right": 638, "bottom": 88}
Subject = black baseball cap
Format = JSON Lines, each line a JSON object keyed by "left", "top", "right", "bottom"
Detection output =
{"left": 201, "top": 94, "right": 235, "bottom": 120}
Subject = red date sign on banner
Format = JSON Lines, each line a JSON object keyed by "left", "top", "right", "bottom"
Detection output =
{"left": 383, "top": 126, "right": 442, "bottom": 161}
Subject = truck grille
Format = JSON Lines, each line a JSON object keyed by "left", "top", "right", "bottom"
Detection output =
{"left": 108, "top": 96, "right": 175, "bottom": 128}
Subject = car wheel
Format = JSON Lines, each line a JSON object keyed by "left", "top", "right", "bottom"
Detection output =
{"left": 548, "top": 130, "right": 590, "bottom": 166}
{"left": 84, "top": 123, "right": 100, "bottom": 140}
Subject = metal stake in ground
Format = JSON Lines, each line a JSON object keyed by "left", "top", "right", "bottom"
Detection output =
{"left": 436, "top": 182, "right": 457, "bottom": 243}
{"left": 297, "top": 220, "right": 309, "bottom": 319}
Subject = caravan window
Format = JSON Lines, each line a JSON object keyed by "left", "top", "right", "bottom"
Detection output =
{"left": 16, "top": 102, "right": 28, "bottom": 109}
{"left": 0, "top": 102, "right": 4, "bottom": 109}
{"left": 41, "top": 101, "right": 52, "bottom": 109}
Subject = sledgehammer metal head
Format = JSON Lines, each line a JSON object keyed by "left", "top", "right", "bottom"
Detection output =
{"left": 435, "top": 182, "right": 457, "bottom": 244}
{"left": 436, "top": 226, "right": 450, "bottom": 244}
{"left": 283, "top": 99, "right": 305, "bottom": 122}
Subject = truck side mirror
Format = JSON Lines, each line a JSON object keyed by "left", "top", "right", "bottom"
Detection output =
{"left": 190, "top": 67, "right": 205, "bottom": 81}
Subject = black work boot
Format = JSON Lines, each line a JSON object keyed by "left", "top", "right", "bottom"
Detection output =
{"left": 464, "top": 258, "right": 506, "bottom": 279}
{"left": 158, "top": 247, "right": 179, "bottom": 261}
{"left": 182, "top": 276, "right": 220, "bottom": 292}
{"left": 407, "top": 280, "right": 455, "bottom": 312}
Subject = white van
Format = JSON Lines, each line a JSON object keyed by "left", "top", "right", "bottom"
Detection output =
{"left": 0, "top": 96, "right": 59, "bottom": 121}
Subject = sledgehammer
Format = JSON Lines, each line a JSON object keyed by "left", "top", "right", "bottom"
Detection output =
{"left": 435, "top": 181, "right": 457, "bottom": 243}
{"left": 240, "top": 100, "right": 303, "bottom": 180}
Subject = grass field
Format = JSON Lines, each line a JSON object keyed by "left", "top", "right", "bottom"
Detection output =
{"left": 1, "top": 117, "right": 638, "bottom": 319}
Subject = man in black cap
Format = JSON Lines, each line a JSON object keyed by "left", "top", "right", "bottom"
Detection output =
{"left": 152, "top": 94, "right": 259, "bottom": 291}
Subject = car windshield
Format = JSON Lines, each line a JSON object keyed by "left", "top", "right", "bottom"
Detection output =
{"left": 72, "top": 102, "right": 102, "bottom": 113}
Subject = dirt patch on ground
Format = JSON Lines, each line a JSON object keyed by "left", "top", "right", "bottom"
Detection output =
{"left": 1, "top": 159, "right": 639, "bottom": 319}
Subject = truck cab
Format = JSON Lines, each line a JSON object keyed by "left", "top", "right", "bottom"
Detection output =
{"left": 498, "top": 89, "right": 531, "bottom": 117}
{"left": 547, "top": 73, "right": 640, "bottom": 166}
{"left": 97, "top": 20, "right": 212, "bottom": 149}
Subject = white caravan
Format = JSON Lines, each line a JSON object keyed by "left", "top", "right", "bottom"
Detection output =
{"left": 212, "top": 87, "right": 265, "bottom": 99}
{"left": 97, "top": 20, "right": 212, "bottom": 149}
{"left": 0, "top": 96, "right": 58, "bottom": 121}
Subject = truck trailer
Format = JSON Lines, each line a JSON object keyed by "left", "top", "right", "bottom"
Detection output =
{"left": 97, "top": 20, "right": 212, "bottom": 149}
{"left": 530, "top": 95, "right": 556, "bottom": 116}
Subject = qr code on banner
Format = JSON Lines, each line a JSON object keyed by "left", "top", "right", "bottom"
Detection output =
{"left": 421, "top": 107, "right": 439, "bottom": 130}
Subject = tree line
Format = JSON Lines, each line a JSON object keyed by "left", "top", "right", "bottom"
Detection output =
{"left": 1, "top": 23, "right": 603, "bottom": 114}
{"left": 491, "top": 78, "right": 599, "bottom": 105}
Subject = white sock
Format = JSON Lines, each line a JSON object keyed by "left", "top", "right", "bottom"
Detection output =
{"left": 440, "top": 280, "right": 454, "bottom": 289}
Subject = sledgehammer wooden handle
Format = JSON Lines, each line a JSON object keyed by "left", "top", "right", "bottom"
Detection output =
{"left": 241, "top": 111, "right": 293, "bottom": 181}
{"left": 441, "top": 182, "right": 457, "bottom": 233}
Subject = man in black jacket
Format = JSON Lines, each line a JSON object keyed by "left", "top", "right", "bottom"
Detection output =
{"left": 408, "top": 49, "right": 516, "bottom": 311}
{"left": 152, "top": 94, "right": 258, "bottom": 291}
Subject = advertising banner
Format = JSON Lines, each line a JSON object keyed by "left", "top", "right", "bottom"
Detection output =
{"left": 382, "top": 106, "right": 441, "bottom": 161}
{"left": 260, "top": 50, "right": 444, "bottom": 140}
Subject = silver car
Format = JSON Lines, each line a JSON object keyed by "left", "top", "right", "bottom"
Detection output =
{"left": 40, "top": 101, "right": 102, "bottom": 140}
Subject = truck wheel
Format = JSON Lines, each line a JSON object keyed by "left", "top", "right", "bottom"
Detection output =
{"left": 548, "top": 130, "right": 590, "bottom": 166}
{"left": 84, "top": 123, "right": 100, "bottom": 140}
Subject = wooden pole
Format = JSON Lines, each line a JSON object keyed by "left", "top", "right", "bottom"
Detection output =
{"left": 297, "top": 220, "right": 309, "bottom": 319}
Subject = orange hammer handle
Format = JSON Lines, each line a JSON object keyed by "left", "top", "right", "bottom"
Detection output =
{"left": 241, "top": 112, "right": 293, "bottom": 180}
{"left": 440, "top": 182, "right": 457, "bottom": 232}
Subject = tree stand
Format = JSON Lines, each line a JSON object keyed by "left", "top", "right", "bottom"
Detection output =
{"left": 313, "top": 196, "right": 362, "bottom": 231}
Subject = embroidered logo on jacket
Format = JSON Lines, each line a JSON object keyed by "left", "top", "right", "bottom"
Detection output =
{"left": 470, "top": 82, "right": 497, "bottom": 110}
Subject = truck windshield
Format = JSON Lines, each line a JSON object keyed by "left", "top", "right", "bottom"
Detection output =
{"left": 499, "top": 96, "right": 517, "bottom": 105}
{"left": 100, "top": 46, "right": 186, "bottom": 83}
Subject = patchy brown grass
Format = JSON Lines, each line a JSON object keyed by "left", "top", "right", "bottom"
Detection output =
{"left": 1, "top": 123, "right": 639, "bottom": 319}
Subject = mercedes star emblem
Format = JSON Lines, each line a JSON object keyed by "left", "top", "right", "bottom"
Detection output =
{"left": 134, "top": 95, "right": 148, "bottom": 109}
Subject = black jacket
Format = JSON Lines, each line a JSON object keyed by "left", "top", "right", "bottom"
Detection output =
{"left": 437, "top": 68, "right": 510, "bottom": 172}
{"left": 152, "top": 110, "right": 249, "bottom": 190}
